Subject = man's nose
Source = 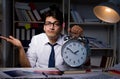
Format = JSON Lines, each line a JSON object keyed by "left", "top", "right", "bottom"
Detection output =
{"left": 50, "top": 24, "right": 55, "bottom": 29}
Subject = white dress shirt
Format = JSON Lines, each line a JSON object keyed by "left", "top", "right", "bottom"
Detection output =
{"left": 26, "top": 33, "right": 66, "bottom": 68}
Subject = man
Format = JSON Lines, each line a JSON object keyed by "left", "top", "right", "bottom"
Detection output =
{"left": 0, "top": 8, "right": 85, "bottom": 68}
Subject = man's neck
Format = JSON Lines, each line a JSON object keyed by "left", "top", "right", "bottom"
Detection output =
{"left": 49, "top": 37, "right": 58, "bottom": 44}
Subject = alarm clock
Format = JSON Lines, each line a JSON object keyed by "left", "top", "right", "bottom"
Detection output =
{"left": 61, "top": 36, "right": 89, "bottom": 67}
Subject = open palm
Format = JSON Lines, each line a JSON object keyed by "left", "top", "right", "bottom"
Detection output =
{"left": 0, "top": 36, "right": 22, "bottom": 48}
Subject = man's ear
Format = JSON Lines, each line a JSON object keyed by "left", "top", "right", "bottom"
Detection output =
{"left": 62, "top": 22, "right": 65, "bottom": 28}
{"left": 43, "top": 25, "right": 45, "bottom": 31}
{"left": 61, "top": 22, "right": 65, "bottom": 34}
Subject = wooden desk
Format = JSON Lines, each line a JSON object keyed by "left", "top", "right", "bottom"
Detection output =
{"left": 0, "top": 68, "right": 119, "bottom": 79}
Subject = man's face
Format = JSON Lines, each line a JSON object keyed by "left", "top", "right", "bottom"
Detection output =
{"left": 44, "top": 16, "right": 62, "bottom": 39}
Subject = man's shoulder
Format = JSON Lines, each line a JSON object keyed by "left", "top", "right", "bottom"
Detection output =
{"left": 60, "top": 33, "right": 67, "bottom": 38}
{"left": 32, "top": 33, "right": 46, "bottom": 38}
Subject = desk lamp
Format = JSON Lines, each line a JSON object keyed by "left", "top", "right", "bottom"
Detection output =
{"left": 93, "top": 0, "right": 120, "bottom": 23}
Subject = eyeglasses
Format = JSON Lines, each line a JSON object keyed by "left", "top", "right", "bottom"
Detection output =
{"left": 44, "top": 21, "right": 61, "bottom": 27}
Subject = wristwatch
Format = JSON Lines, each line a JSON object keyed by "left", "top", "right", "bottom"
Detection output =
{"left": 61, "top": 38, "right": 88, "bottom": 67}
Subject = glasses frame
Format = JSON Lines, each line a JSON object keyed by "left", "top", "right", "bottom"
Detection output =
{"left": 44, "top": 21, "right": 61, "bottom": 27}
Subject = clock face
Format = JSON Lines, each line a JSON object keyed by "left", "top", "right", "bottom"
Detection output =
{"left": 61, "top": 39, "right": 87, "bottom": 67}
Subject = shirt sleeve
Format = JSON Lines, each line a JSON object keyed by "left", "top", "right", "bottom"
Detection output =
{"left": 26, "top": 36, "right": 38, "bottom": 67}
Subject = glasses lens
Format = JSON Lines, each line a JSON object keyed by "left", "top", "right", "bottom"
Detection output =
{"left": 54, "top": 21, "right": 60, "bottom": 26}
{"left": 44, "top": 22, "right": 51, "bottom": 25}
{"left": 44, "top": 21, "right": 61, "bottom": 26}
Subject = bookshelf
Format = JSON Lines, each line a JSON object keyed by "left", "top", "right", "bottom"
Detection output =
{"left": 12, "top": 0, "right": 65, "bottom": 67}
{"left": 11, "top": 0, "right": 117, "bottom": 68}
{"left": 67, "top": 0, "right": 117, "bottom": 68}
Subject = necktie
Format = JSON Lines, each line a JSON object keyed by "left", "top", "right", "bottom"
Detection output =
{"left": 48, "top": 43, "right": 57, "bottom": 67}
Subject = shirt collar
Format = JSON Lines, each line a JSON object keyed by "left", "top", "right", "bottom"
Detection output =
{"left": 44, "top": 33, "right": 63, "bottom": 46}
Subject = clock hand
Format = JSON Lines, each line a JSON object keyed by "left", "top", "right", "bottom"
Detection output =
{"left": 66, "top": 47, "right": 74, "bottom": 54}
{"left": 74, "top": 50, "right": 79, "bottom": 54}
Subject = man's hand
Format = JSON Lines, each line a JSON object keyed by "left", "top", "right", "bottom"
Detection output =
{"left": 0, "top": 36, "right": 22, "bottom": 49}
{"left": 68, "top": 25, "right": 83, "bottom": 38}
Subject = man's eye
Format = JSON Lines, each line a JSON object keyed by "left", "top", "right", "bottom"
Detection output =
{"left": 45, "top": 22, "right": 51, "bottom": 25}
{"left": 54, "top": 22, "right": 60, "bottom": 26}
{"left": 55, "top": 23, "right": 60, "bottom": 26}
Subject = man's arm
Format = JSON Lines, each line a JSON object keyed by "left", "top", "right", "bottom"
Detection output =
{"left": 0, "top": 36, "right": 31, "bottom": 67}
{"left": 18, "top": 46, "right": 31, "bottom": 67}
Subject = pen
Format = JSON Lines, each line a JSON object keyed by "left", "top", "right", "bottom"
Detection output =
{"left": 42, "top": 72, "right": 48, "bottom": 77}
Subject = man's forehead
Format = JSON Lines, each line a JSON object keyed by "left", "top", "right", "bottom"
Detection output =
{"left": 45, "top": 16, "right": 58, "bottom": 22}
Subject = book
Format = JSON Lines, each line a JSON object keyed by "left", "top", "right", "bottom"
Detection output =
{"left": 15, "top": 2, "right": 37, "bottom": 22}
{"left": 64, "top": 70, "right": 87, "bottom": 74}
{"left": 27, "top": 10, "right": 36, "bottom": 21}
{"left": 20, "top": 9, "right": 27, "bottom": 21}
{"left": 26, "top": 29, "right": 30, "bottom": 40}
{"left": 110, "top": 57, "right": 115, "bottom": 68}
{"left": 105, "top": 57, "right": 111, "bottom": 68}
{"left": 70, "top": 10, "right": 78, "bottom": 23}
{"left": 15, "top": 2, "right": 31, "bottom": 10}
{"left": 90, "top": 56, "right": 102, "bottom": 67}
{"left": 100, "top": 56, "right": 108, "bottom": 68}
{"left": 15, "top": 8, "right": 24, "bottom": 21}
{"left": 21, "top": 28, "right": 25, "bottom": 40}
{"left": 39, "top": 7, "right": 50, "bottom": 14}
{"left": 29, "top": 3, "right": 42, "bottom": 21}
{"left": 108, "top": 57, "right": 115, "bottom": 68}
{"left": 31, "top": 29, "right": 35, "bottom": 37}
{"left": 74, "top": 10, "right": 83, "bottom": 23}
{"left": 15, "top": 28, "right": 20, "bottom": 39}
{"left": 22, "top": 9, "right": 31, "bottom": 21}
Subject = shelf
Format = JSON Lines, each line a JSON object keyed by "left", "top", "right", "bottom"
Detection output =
{"left": 15, "top": 0, "right": 62, "bottom": 3}
{"left": 91, "top": 48, "right": 114, "bottom": 50}
{"left": 10, "top": 0, "right": 117, "bottom": 68}
{"left": 14, "top": 21, "right": 44, "bottom": 24}
{"left": 68, "top": 0, "right": 117, "bottom": 68}
{"left": 70, "top": 22, "right": 114, "bottom": 26}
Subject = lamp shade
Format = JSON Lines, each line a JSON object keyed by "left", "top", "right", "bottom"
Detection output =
{"left": 93, "top": 2, "right": 120, "bottom": 23}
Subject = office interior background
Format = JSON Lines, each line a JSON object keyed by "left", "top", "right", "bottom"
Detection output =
{"left": 0, "top": 0, "right": 120, "bottom": 67}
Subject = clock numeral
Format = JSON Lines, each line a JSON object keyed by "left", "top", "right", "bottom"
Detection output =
{"left": 78, "top": 59, "right": 80, "bottom": 63}
{"left": 81, "top": 57, "right": 83, "bottom": 59}
{"left": 65, "top": 56, "right": 68, "bottom": 59}
{"left": 83, "top": 52, "right": 85, "bottom": 55}
{"left": 73, "top": 61, "right": 76, "bottom": 64}
{"left": 64, "top": 52, "right": 67, "bottom": 54}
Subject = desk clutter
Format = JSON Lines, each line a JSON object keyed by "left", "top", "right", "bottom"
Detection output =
{"left": 0, "top": 63, "right": 120, "bottom": 79}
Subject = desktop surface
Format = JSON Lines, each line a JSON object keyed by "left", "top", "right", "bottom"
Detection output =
{"left": 0, "top": 68, "right": 120, "bottom": 79}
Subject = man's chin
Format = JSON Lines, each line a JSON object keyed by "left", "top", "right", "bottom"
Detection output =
{"left": 48, "top": 35, "right": 58, "bottom": 39}
{"left": 48, "top": 35, "right": 56, "bottom": 38}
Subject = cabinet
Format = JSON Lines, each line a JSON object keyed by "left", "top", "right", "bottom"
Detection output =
{"left": 12, "top": 0, "right": 65, "bottom": 67}
{"left": 67, "top": 0, "right": 117, "bottom": 68}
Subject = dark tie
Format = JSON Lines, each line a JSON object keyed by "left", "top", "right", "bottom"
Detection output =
{"left": 48, "top": 43, "right": 57, "bottom": 67}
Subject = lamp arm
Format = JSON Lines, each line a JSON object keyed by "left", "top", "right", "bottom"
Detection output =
{"left": 109, "top": 0, "right": 120, "bottom": 5}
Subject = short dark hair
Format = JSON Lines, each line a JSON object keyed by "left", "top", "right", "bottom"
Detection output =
{"left": 44, "top": 5, "right": 63, "bottom": 25}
